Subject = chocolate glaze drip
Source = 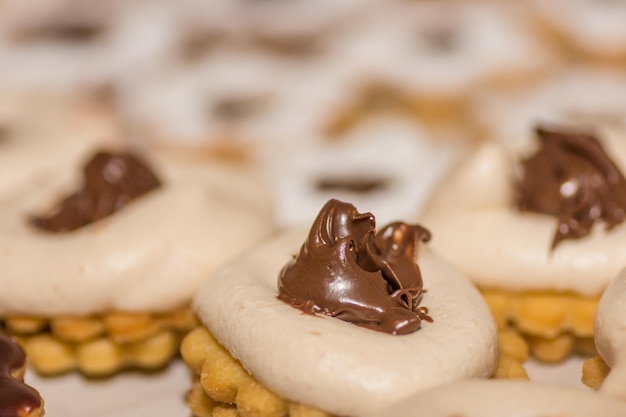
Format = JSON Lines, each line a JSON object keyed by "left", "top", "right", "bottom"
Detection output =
{"left": 0, "top": 334, "right": 42, "bottom": 417}
{"left": 278, "top": 199, "right": 432, "bottom": 335}
{"left": 31, "top": 150, "right": 162, "bottom": 233}
{"left": 517, "top": 126, "right": 626, "bottom": 248}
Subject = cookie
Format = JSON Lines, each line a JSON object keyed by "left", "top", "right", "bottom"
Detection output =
{"left": 181, "top": 199, "right": 526, "bottom": 417}
{"left": 0, "top": 147, "right": 274, "bottom": 376}
{"left": 421, "top": 120, "right": 626, "bottom": 362}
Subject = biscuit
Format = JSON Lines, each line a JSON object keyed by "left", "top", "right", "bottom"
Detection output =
{"left": 4, "top": 308, "right": 195, "bottom": 376}
{"left": 0, "top": 146, "right": 273, "bottom": 377}
{"left": 420, "top": 121, "right": 626, "bottom": 363}
{"left": 483, "top": 289, "right": 597, "bottom": 362}
{"left": 183, "top": 325, "right": 526, "bottom": 417}
{"left": 582, "top": 356, "right": 610, "bottom": 391}
{"left": 182, "top": 200, "right": 527, "bottom": 416}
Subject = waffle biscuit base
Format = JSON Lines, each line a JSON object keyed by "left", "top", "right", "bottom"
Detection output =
{"left": 2, "top": 308, "right": 196, "bottom": 377}
{"left": 582, "top": 356, "right": 611, "bottom": 390}
{"left": 181, "top": 325, "right": 526, "bottom": 417}
{"left": 482, "top": 288, "right": 598, "bottom": 363}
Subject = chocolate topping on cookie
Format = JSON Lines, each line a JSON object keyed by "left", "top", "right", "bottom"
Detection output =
{"left": 517, "top": 126, "right": 626, "bottom": 248}
{"left": 31, "top": 150, "right": 162, "bottom": 232}
{"left": 278, "top": 199, "right": 432, "bottom": 335}
{"left": 0, "top": 334, "right": 42, "bottom": 417}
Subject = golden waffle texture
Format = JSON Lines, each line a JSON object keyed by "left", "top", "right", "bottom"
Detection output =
{"left": 180, "top": 325, "right": 526, "bottom": 417}
{"left": 180, "top": 326, "right": 333, "bottom": 417}
{"left": 482, "top": 288, "right": 598, "bottom": 363}
{"left": 582, "top": 356, "right": 611, "bottom": 390}
{"left": 2, "top": 308, "right": 196, "bottom": 377}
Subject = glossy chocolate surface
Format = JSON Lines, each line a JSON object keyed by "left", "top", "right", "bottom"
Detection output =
{"left": 278, "top": 199, "right": 432, "bottom": 335}
{"left": 517, "top": 126, "right": 626, "bottom": 248}
{"left": 31, "top": 150, "right": 161, "bottom": 233}
{"left": 0, "top": 334, "right": 42, "bottom": 417}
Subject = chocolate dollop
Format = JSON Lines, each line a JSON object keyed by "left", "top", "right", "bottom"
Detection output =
{"left": 517, "top": 126, "right": 626, "bottom": 248}
{"left": 0, "top": 334, "right": 42, "bottom": 417}
{"left": 278, "top": 199, "right": 432, "bottom": 335}
{"left": 30, "top": 150, "right": 162, "bottom": 233}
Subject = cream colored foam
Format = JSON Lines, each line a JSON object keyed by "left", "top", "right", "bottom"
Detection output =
{"left": 364, "top": 380, "right": 626, "bottom": 417}
{"left": 594, "top": 267, "right": 626, "bottom": 400}
{"left": 0, "top": 149, "right": 273, "bottom": 316}
{"left": 193, "top": 228, "right": 498, "bottom": 417}
{"left": 421, "top": 122, "right": 626, "bottom": 297}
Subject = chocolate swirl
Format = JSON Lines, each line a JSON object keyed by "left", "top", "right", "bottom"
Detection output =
{"left": 31, "top": 150, "right": 162, "bottom": 233}
{"left": 278, "top": 199, "right": 432, "bottom": 335}
{"left": 517, "top": 126, "right": 626, "bottom": 248}
{"left": 0, "top": 334, "right": 42, "bottom": 417}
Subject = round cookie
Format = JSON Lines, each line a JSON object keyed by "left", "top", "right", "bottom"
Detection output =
{"left": 421, "top": 119, "right": 626, "bottom": 363}
{"left": 0, "top": 147, "right": 274, "bottom": 376}
{"left": 365, "top": 380, "right": 626, "bottom": 417}
{"left": 182, "top": 199, "right": 505, "bottom": 417}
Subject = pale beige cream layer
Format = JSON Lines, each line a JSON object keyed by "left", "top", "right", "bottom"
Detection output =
{"left": 192, "top": 228, "right": 498, "bottom": 417}
{"left": 421, "top": 123, "right": 626, "bottom": 297}
{"left": 0, "top": 150, "right": 273, "bottom": 316}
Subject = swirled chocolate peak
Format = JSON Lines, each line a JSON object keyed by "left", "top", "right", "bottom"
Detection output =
{"left": 517, "top": 126, "right": 626, "bottom": 248}
{"left": 278, "top": 199, "right": 432, "bottom": 335}
{"left": 31, "top": 150, "right": 162, "bottom": 233}
{"left": 0, "top": 334, "right": 42, "bottom": 417}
